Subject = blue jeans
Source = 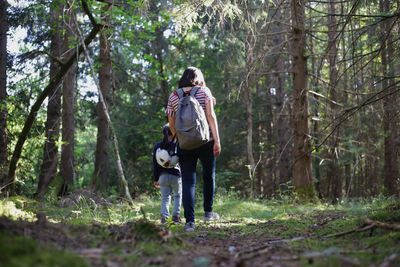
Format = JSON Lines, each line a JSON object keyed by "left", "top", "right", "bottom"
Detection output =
{"left": 158, "top": 173, "right": 182, "bottom": 219}
{"left": 178, "top": 141, "right": 216, "bottom": 223}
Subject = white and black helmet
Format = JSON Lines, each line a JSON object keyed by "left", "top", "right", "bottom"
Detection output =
{"left": 155, "top": 148, "right": 179, "bottom": 168}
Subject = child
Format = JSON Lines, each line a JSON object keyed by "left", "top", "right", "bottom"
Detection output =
{"left": 153, "top": 123, "right": 182, "bottom": 224}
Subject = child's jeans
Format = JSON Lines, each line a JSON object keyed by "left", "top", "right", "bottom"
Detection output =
{"left": 158, "top": 173, "right": 182, "bottom": 219}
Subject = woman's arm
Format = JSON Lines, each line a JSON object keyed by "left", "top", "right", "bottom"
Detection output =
{"left": 205, "top": 100, "right": 221, "bottom": 157}
{"left": 168, "top": 114, "right": 177, "bottom": 140}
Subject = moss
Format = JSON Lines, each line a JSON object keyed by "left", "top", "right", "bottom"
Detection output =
{"left": 292, "top": 185, "right": 319, "bottom": 204}
{"left": 369, "top": 209, "right": 400, "bottom": 223}
{"left": 132, "top": 219, "right": 164, "bottom": 242}
{"left": 42, "top": 174, "right": 65, "bottom": 201}
{"left": 0, "top": 233, "right": 88, "bottom": 267}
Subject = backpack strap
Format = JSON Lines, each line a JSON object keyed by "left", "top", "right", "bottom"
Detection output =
{"left": 176, "top": 88, "right": 185, "bottom": 99}
{"left": 190, "top": 86, "right": 200, "bottom": 97}
{"left": 176, "top": 86, "right": 201, "bottom": 99}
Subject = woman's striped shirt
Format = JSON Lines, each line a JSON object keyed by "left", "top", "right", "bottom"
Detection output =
{"left": 165, "top": 86, "right": 213, "bottom": 118}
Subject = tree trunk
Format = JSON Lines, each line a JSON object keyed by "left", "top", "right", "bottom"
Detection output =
{"left": 308, "top": 7, "right": 322, "bottom": 199}
{"left": 59, "top": 5, "right": 76, "bottom": 196}
{"left": 327, "top": 0, "right": 342, "bottom": 203}
{"left": 290, "top": 0, "right": 316, "bottom": 201}
{"left": 273, "top": 1, "right": 291, "bottom": 193}
{"left": 245, "top": 31, "right": 256, "bottom": 198}
{"left": 7, "top": 9, "right": 101, "bottom": 194}
{"left": 261, "top": 80, "right": 274, "bottom": 197}
{"left": 0, "top": 0, "right": 8, "bottom": 192}
{"left": 36, "top": 1, "right": 63, "bottom": 195}
{"left": 77, "top": 3, "right": 133, "bottom": 204}
{"left": 93, "top": 5, "right": 112, "bottom": 192}
{"left": 341, "top": 0, "right": 351, "bottom": 199}
{"left": 381, "top": 0, "right": 399, "bottom": 196}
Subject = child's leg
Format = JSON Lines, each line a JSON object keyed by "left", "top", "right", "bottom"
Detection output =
{"left": 171, "top": 176, "right": 182, "bottom": 217}
{"left": 159, "top": 174, "right": 171, "bottom": 219}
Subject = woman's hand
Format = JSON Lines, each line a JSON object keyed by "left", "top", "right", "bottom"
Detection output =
{"left": 154, "top": 181, "right": 160, "bottom": 188}
{"left": 213, "top": 142, "right": 221, "bottom": 157}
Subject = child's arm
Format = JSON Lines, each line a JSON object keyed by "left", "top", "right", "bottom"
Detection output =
{"left": 152, "top": 144, "right": 160, "bottom": 186}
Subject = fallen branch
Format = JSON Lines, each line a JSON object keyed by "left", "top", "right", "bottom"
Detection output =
{"left": 233, "top": 218, "right": 398, "bottom": 263}
{"left": 234, "top": 235, "right": 310, "bottom": 259}
{"left": 379, "top": 253, "right": 398, "bottom": 267}
{"left": 364, "top": 218, "right": 400, "bottom": 231}
{"left": 324, "top": 224, "right": 375, "bottom": 238}
{"left": 236, "top": 247, "right": 273, "bottom": 262}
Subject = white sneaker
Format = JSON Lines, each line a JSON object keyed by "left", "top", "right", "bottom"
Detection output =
{"left": 204, "top": 211, "right": 220, "bottom": 221}
{"left": 183, "top": 222, "right": 195, "bottom": 231}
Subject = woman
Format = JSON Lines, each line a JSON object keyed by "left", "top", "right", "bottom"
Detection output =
{"left": 166, "top": 67, "right": 221, "bottom": 231}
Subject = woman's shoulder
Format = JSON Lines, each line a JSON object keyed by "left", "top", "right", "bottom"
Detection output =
{"left": 196, "top": 86, "right": 212, "bottom": 96}
{"left": 168, "top": 90, "right": 179, "bottom": 100}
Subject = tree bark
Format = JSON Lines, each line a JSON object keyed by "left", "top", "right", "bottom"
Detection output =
{"left": 273, "top": 1, "right": 291, "bottom": 193}
{"left": 340, "top": 0, "right": 351, "bottom": 199}
{"left": 149, "top": 0, "right": 170, "bottom": 104}
{"left": 59, "top": 4, "right": 76, "bottom": 196}
{"left": 381, "top": 0, "right": 399, "bottom": 196}
{"left": 93, "top": 4, "right": 112, "bottom": 192}
{"left": 327, "top": 0, "right": 342, "bottom": 203}
{"left": 7, "top": 10, "right": 101, "bottom": 194}
{"left": 290, "top": 0, "right": 316, "bottom": 201}
{"left": 36, "top": 0, "right": 63, "bottom": 195}
{"left": 0, "top": 0, "right": 8, "bottom": 192}
{"left": 245, "top": 31, "right": 256, "bottom": 198}
{"left": 76, "top": 3, "right": 133, "bottom": 204}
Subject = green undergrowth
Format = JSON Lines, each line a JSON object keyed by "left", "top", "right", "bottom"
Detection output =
{"left": 1, "top": 194, "right": 400, "bottom": 266}
{"left": 0, "top": 233, "right": 88, "bottom": 267}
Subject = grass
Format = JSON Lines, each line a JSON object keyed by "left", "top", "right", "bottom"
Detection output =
{"left": 0, "top": 233, "right": 88, "bottom": 267}
{"left": 1, "top": 193, "right": 400, "bottom": 266}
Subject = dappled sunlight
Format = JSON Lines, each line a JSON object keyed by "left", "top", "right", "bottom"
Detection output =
{"left": 214, "top": 197, "right": 335, "bottom": 222}
{"left": 0, "top": 199, "right": 36, "bottom": 222}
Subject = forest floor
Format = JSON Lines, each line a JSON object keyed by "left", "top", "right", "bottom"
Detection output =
{"left": 1, "top": 190, "right": 400, "bottom": 267}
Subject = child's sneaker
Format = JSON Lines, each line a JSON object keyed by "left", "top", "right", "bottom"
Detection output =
{"left": 172, "top": 215, "right": 182, "bottom": 224}
{"left": 204, "top": 211, "right": 220, "bottom": 221}
{"left": 161, "top": 218, "right": 168, "bottom": 224}
{"left": 183, "top": 221, "right": 195, "bottom": 231}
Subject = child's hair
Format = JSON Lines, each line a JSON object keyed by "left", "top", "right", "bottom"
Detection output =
{"left": 162, "top": 123, "right": 172, "bottom": 147}
{"left": 161, "top": 123, "right": 177, "bottom": 156}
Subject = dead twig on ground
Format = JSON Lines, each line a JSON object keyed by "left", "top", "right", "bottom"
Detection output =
{"left": 233, "top": 217, "right": 399, "bottom": 264}
{"left": 363, "top": 218, "right": 400, "bottom": 231}
{"left": 234, "top": 235, "right": 310, "bottom": 259}
{"left": 324, "top": 224, "right": 375, "bottom": 238}
{"left": 379, "top": 253, "right": 398, "bottom": 267}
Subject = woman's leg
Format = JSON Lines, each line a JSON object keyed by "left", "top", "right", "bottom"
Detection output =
{"left": 199, "top": 141, "right": 216, "bottom": 213}
{"left": 178, "top": 150, "right": 197, "bottom": 222}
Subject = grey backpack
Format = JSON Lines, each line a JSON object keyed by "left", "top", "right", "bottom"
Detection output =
{"left": 175, "top": 87, "right": 210, "bottom": 150}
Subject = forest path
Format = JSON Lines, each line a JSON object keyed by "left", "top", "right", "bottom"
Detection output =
{"left": 2, "top": 195, "right": 400, "bottom": 266}
{"left": 0, "top": 214, "right": 316, "bottom": 266}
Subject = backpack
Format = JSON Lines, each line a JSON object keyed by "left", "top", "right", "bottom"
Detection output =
{"left": 155, "top": 146, "right": 179, "bottom": 168}
{"left": 175, "top": 87, "right": 210, "bottom": 150}
{"left": 156, "top": 137, "right": 179, "bottom": 168}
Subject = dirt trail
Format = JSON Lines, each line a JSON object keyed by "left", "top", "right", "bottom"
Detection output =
{"left": 0, "top": 216, "right": 303, "bottom": 266}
